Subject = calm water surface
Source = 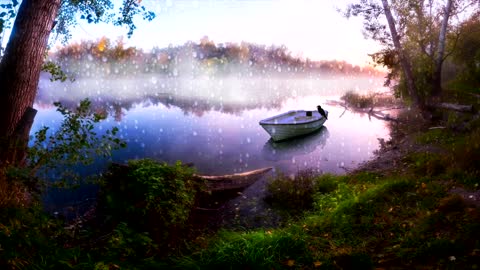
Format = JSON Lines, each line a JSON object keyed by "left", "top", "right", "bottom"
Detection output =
{"left": 34, "top": 75, "right": 390, "bottom": 214}
{"left": 35, "top": 75, "right": 389, "bottom": 174}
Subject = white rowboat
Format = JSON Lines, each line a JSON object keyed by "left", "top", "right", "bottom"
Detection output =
{"left": 259, "top": 110, "right": 328, "bottom": 141}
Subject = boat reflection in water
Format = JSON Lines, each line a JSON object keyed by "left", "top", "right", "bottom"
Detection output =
{"left": 262, "top": 126, "right": 330, "bottom": 161}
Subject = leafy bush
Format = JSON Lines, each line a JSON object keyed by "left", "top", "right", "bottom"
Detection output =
{"left": 99, "top": 159, "right": 204, "bottom": 248}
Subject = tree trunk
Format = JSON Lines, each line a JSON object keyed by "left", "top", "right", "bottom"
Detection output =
{"left": 381, "top": 0, "right": 424, "bottom": 109}
{"left": 0, "top": 0, "right": 62, "bottom": 166}
{"left": 431, "top": 0, "right": 453, "bottom": 97}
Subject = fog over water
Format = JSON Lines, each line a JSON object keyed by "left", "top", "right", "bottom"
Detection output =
{"left": 35, "top": 74, "right": 390, "bottom": 175}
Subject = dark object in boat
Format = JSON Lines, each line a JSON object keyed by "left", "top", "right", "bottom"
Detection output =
{"left": 306, "top": 111, "right": 312, "bottom": 116}
{"left": 317, "top": 105, "right": 328, "bottom": 119}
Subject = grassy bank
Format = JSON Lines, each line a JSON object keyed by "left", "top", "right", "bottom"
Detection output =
{"left": 172, "top": 91, "right": 480, "bottom": 269}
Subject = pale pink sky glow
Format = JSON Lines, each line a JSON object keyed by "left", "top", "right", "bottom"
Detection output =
{"left": 68, "top": 0, "right": 381, "bottom": 66}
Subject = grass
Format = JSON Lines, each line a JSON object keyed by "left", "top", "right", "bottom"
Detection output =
{"left": 176, "top": 229, "right": 312, "bottom": 269}
{"left": 176, "top": 171, "right": 472, "bottom": 269}
{"left": 264, "top": 171, "right": 339, "bottom": 217}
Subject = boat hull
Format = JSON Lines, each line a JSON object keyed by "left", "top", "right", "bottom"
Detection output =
{"left": 259, "top": 110, "right": 327, "bottom": 141}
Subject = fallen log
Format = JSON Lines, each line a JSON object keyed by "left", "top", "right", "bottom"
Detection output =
{"left": 431, "top": 102, "right": 474, "bottom": 113}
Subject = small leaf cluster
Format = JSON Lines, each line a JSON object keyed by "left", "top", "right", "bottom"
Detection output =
{"left": 41, "top": 60, "right": 73, "bottom": 82}
{"left": 0, "top": 0, "right": 18, "bottom": 36}
{"left": 114, "top": 0, "right": 156, "bottom": 38}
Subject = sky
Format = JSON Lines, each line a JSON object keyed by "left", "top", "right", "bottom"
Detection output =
{"left": 66, "top": 0, "right": 382, "bottom": 66}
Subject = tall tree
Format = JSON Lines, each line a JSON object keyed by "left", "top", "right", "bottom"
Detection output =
{"left": 346, "top": 0, "right": 477, "bottom": 108}
{"left": 0, "top": 0, "right": 61, "bottom": 165}
{"left": 432, "top": 0, "right": 453, "bottom": 96}
{"left": 0, "top": 0, "right": 154, "bottom": 166}
{"left": 380, "top": 0, "right": 423, "bottom": 108}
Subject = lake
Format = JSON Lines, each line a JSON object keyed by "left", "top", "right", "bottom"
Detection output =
{"left": 34, "top": 74, "right": 391, "bottom": 216}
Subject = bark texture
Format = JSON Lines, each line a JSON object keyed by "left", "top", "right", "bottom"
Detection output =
{"left": 381, "top": 0, "right": 424, "bottom": 109}
{"left": 432, "top": 0, "right": 454, "bottom": 96}
{"left": 0, "top": 0, "right": 62, "bottom": 165}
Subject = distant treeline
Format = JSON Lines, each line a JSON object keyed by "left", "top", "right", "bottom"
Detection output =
{"left": 51, "top": 36, "right": 383, "bottom": 78}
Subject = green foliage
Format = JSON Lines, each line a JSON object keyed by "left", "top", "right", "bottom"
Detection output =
{"left": 0, "top": 0, "right": 18, "bottom": 35}
{"left": 404, "top": 152, "right": 447, "bottom": 177}
{"left": 86, "top": 222, "right": 170, "bottom": 269}
{"left": 312, "top": 182, "right": 359, "bottom": 218}
{"left": 341, "top": 91, "right": 399, "bottom": 109}
{"left": 415, "top": 128, "right": 454, "bottom": 145}
{"left": 341, "top": 91, "right": 375, "bottom": 109}
{"left": 451, "top": 15, "right": 480, "bottom": 89}
{"left": 100, "top": 159, "right": 203, "bottom": 248}
{"left": 326, "top": 180, "right": 417, "bottom": 239}
{"left": 265, "top": 171, "right": 340, "bottom": 215}
{"left": 176, "top": 230, "right": 312, "bottom": 269}
{"left": 52, "top": 0, "right": 154, "bottom": 43}
{"left": 107, "top": 222, "right": 157, "bottom": 259}
{"left": 394, "top": 53, "right": 435, "bottom": 100}
{"left": 27, "top": 98, "right": 125, "bottom": 183}
{"left": 114, "top": 0, "right": 156, "bottom": 38}
{"left": 0, "top": 205, "right": 77, "bottom": 269}
{"left": 126, "top": 159, "right": 198, "bottom": 226}
{"left": 41, "top": 60, "right": 73, "bottom": 82}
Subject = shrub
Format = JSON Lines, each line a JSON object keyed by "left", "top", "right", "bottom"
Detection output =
{"left": 99, "top": 159, "right": 204, "bottom": 249}
{"left": 341, "top": 91, "right": 399, "bottom": 109}
{"left": 453, "top": 128, "right": 480, "bottom": 174}
{"left": 265, "top": 171, "right": 340, "bottom": 216}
